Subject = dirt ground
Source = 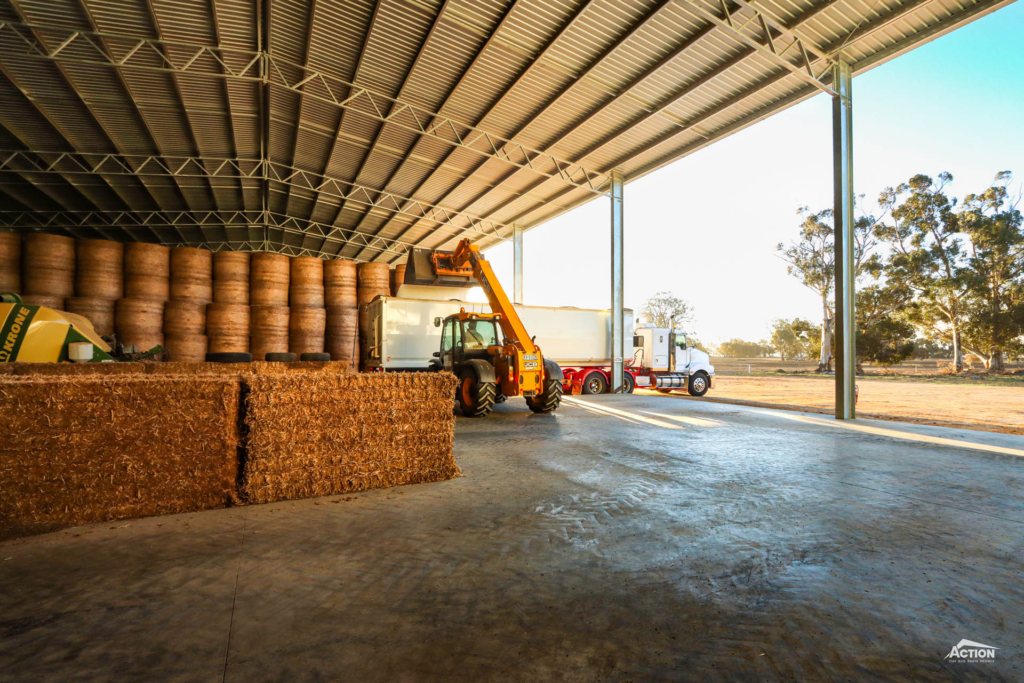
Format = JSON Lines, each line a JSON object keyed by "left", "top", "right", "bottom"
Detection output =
{"left": 674, "top": 375, "right": 1024, "bottom": 435}
{"left": 710, "top": 356, "right": 1024, "bottom": 375}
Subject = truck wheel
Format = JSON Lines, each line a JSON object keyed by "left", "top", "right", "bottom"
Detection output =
{"left": 526, "top": 380, "right": 562, "bottom": 413}
{"left": 623, "top": 373, "right": 635, "bottom": 394}
{"left": 688, "top": 371, "right": 710, "bottom": 397}
{"left": 581, "top": 371, "right": 607, "bottom": 395}
{"left": 457, "top": 372, "right": 496, "bottom": 417}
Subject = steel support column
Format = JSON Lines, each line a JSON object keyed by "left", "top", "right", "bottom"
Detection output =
{"left": 832, "top": 61, "right": 855, "bottom": 419}
{"left": 513, "top": 226, "right": 523, "bottom": 305}
{"left": 610, "top": 171, "right": 625, "bottom": 393}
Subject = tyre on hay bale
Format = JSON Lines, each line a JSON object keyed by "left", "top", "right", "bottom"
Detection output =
{"left": 212, "top": 251, "right": 250, "bottom": 304}
{"left": 300, "top": 352, "right": 330, "bottom": 362}
{"left": 206, "top": 352, "right": 251, "bottom": 363}
{"left": 170, "top": 247, "right": 213, "bottom": 303}
{"left": 124, "top": 243, "right": 170, "bottom": 302}
{"left": 23, "top": 233, "right": 75, "bottom": 298}
{"left": 74, "top": 238, "right": 123, "bottom": 299}
{"left": 64, "top": 297, "right": 115, "bottom": 336}
{"left": 265, "top": 352, "right": 297, "bottom": 362}
{"left": 250, "top": 253, "right": 290, "bottom": 306}
{"left": 0, "top": 232, "right": 20, "bottom": 293}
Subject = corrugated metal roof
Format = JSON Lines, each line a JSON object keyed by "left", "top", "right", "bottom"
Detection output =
{"left": 0, "top": 0, "right": 1015, "bottom": 261}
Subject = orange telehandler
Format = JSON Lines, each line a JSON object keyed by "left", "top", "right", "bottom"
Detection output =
{"left": 427, "top": 239, "right": 563, "bottom": 417}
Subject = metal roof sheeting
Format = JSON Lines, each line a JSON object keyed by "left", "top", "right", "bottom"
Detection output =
{"left": 0, "top": 0, "right": 1014, "bottom": 260}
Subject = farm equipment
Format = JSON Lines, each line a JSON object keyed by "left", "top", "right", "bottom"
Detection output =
{"left": 0, "top": 293, "right": 114, "bottom": 363}
{"left": 427, "top": 239, "right": 563, "bottom": 417}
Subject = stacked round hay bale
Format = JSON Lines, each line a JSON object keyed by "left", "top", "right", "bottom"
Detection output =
{"left": 212, "top": 251, "right": 249, "bottom": 304}
{"left": 289, "top": 257, "right": 326, "bottom": 357}
{"left": 66, "top": 238, "right": 123, "bottom": 336}
{"left": 249, "top": 253, "right": 290, "bottom": 360}
{"left": 325, "top": 258, "right": 358, "bottom": 366}
{"left": 22, "top": 233, "right": 75, "bottom": 309}
{"left": 165, "top": 247, "right": 212, "bottom": 361}
{"left": 206, "top": 303, "right": 249, "bottom": 354}
{"left": 357, "top": 262, "right": 390, "bottom": 369}
{"left": 115, "top": 299, "right": 164, "bottom": 352}
{"left": 250, "top": 304, "right": 289, "bottom": 361}
{"left": 391, "top": 263, "right": 407, "bottom": 297}
{"left": 0, "top": 232, "right": 21, "bottom": 294}
{"left": 124, "top": 242, "right": 170, "bottom": 302}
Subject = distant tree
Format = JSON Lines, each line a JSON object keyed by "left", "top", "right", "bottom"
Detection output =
{"left": 910, "top": 337, "right": 952, "bottom": 359}
{"left": 856, "top": 285, "right": 916, "bottom": 367}
{"left": 769, "top": 318, "right": 816, "bottom": 361}
{"left": 956, "top": 172, "right": 1024, "bottom": 371}
{"left": 717, "top": 338, "right": 773, "bottom": 358}
{"left": 640, "top": 292, "right": 691, "bottom": 328}
{"left": 777, "top": 204, "right": 879, "bottom": 372}
{"left": 877, "top": 173, "right": 972, "bottom": 372}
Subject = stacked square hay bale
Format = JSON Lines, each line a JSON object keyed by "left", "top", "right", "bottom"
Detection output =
{"left": 243, "top": 372, "right": 459, "bottom": 503}
{"left": 0, "top": 373, "right": 241, "bottom": 540}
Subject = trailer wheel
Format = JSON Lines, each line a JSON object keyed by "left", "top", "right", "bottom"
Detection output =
{"left": 581, "top": 371, "right": 608, "bottom": 395}
{"left": 527, "top": 379, "right": 562, "bottom": 413}
{"left": 688, "top": 371, "right": 710, "bottom": 397}
{"left": 623, "top": 373, "right": 635, "bottom": 394}
{"left": 457, "top": 371, "right": 496, "bottom": 417}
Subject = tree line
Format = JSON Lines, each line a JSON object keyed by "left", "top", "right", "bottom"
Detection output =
{"left": 769, "top": 171, "right": 1023, "bottom": 372}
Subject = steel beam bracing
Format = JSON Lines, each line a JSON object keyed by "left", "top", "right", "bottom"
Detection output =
{"left": 610, "top": 172, "right": 624, "bottom": 394}
{"left": 0, "top": 21, "right": 610, "bottom": 197}
{"left": 831, "top": 61, "right": 855, "bottom": 419}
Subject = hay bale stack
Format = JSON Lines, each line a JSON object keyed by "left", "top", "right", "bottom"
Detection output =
{"left": 290, "top": 256, "right": 324, "bottom": 308}
{"left": 164, "top": 334, "right": 208, "bottom": 362}
{"left": 250, "top": 305, "right": 289, "bottom": 361}
{"left": 21, "top": 294, "right": 66, "bottom": 309}
{"left": 170, "top": 246, "right": 213, "bottom": 303}
{"left": 242, "top": 372, "right": 460, "bottom": 504}
{"left": 115, "top": 299, "right": 165, "bottom": 351}
{"left": 23, "top": 233, "right": 75, "bottom": 298}
{"left": 163, "top": 300, "right": 206, "bottom": 336}
{"left": 391, "top": 263, "right": 407, "bottom": 296}
{"left": 212, "top": 251, "right": 250, "bottom": 304}
{"left": 124, "top": 242, "right": 170, "bottom": 301}
{"left": 0, "top": 231, "right": 21, "bottom": 293}
{"left": 0, "top": 374, "right": 241, "bottom": 540}
{"left": 206, "top": 303, "right": 249, "bottom": 354}
{"left": 64, "top": 297, "right": 115, "bottom": 336}
{"left": 250, "top": 253, "right": 290, "bottom": 306}
{"left": 326, "top": 306, "right": 359, "bottom": 365}
{"left": 289, "top": 306, "right": 326, "bottom": 356}
{"left": 75, "top": 238, "right": 123, "bottom": 299}
{"left": 357, "top": 261, "right": 390, "bottom": 306}
{"left": 324, "top": 258, "right": 357, "bottom": 307}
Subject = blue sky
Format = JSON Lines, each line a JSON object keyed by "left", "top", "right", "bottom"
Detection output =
{"left": 479, "top": 1, "right": 1024, "bottom": 343}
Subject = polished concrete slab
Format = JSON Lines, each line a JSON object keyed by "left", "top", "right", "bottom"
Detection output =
{"left": 1, "top": 394, "right": 1022, "bottom": 682}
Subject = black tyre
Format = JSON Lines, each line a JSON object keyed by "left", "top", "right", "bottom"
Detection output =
{"left": 206, "top": 352, "right": 252, "bottom": 363}
{"left": 581, "top": 371, "right": 608, "bottom": 395}
{"left": 300, "top": 352, "right": 331, "bottom": 362}
{"left": 526, "top": 379, "right": 562, "bottom": 413}
{"left": 688, "top": 371, "right": 710, "bottom": 397}
{"left": 265, "top": 352, "right": 297, "bottom": 362}
{"left": 623, "top": 372, "right": 635, "bottom": 394}
{"left": 457, "top": 370, "right": 496, "bottom": 417}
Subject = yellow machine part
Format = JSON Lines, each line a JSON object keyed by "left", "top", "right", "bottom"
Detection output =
{"left": 0, "top": 303, "right": 111, "bottom": 363}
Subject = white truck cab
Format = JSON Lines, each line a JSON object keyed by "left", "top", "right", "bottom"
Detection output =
{"left": 631, "top": 325, "right": 715, "bottom": 395}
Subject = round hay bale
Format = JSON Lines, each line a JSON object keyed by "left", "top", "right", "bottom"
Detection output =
{"left": 22, "top": 294, "right": 65, "bottom": 309}
{"left": 212, "top": 251, "right": 250, "bottom": 304}
{"left": 289, "top": 306, "right": 326, "bottom": 355}
{"left": 164, "top": 333, "right": 208, "bottom": 362}
{"left": 64, "top": 297, "right": 115, "bottom": 336}
{"left": 75, "top": 238, "right": 123, "bottom": 299}
{"left": 290, "top": 256, "right": 324, "bottom": 308}
{"left": 0, "top": 231, "right": 21, "bottom": 293}
{"left": 324, "top": 258, "right": 357, "bottom": 307}
{"left": 250, "top": 252, "right": 290, "bottom": 306}
{"left": 124, "top": 242, "right": 170, "bottom": 301}
{"left": 207, "top": 303, "right": 249, "bottom": 353}
{"left": 163, "top": 300, "right": 207, "bottom": 336}
{"left": 326, "top": 305, "right": 359, "bottom": 364}
{"left": 23, "top": 233, "right": 75, "bottom": 297}
{"left": 250, "top": 305, "right": 289, "bottom": 360}
{"left": 170, "top": 247, "right": 213, "bottom": 303}
{"left": 391, "top": 263, "right": 407, "bottom": 296}
{"left": 357, "top": 261, "right": 389, "bottom": 305}
{"left": 250, "top": 335, "right": 290, "bottom": 361}
{"left": 115, "top": 299, "right": 165, "bottom": 350}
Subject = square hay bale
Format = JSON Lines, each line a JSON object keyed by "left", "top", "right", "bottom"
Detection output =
{"left": 0, "top": 374, "right": 242, "bottom": 540}
{"left": 243, "top": 372, "right": 459, "bottom": 503}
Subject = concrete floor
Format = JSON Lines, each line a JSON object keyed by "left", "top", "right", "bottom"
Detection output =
{"left": 1, "top": 394, "right": 1022, "bottom": 682}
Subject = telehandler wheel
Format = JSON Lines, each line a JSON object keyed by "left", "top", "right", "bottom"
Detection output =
{"left": 457, "top": 371, "right": 496, "bottom": 417}
{"left": 527, "top": 379, "right": 562, "bottom": 414}
{"left": 581, "top": 371, "right": 607, "bottom": 395}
